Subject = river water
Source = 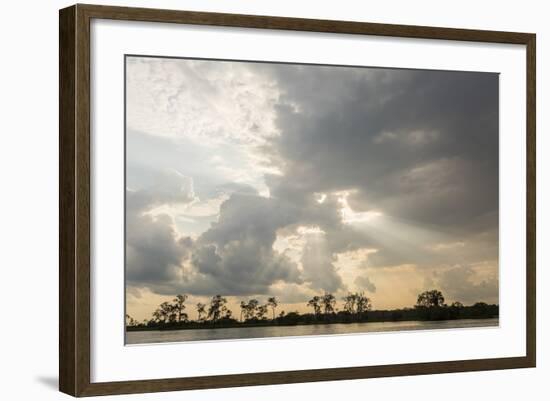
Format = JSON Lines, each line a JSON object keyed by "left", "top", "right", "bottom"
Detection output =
{"left": 126, "top": 318, "right": 498, "bottom": 345}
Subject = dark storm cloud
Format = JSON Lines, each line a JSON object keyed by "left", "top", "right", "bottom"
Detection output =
{"left": 266, "top": 65, "right": 498, "bottom": 229}
{"left": 189, "top": 193, "right": 304, "bottom": 295}
{"left": 260, "top": 64, "right": 499, "bottom": 274}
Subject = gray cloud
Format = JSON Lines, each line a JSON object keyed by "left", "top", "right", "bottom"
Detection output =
{"left": 189, "top": 193, "right": 304, "bottom": 295}
{"left": 268, "top": 66, "right": 498, "bottom": 229}
{"left": 126, "top": 168, "right": 195, "bottom": 214}
{"left": 128, "top": 188, "right": 305, "bottom": 296}
{"left": 262, "top": 65, "right": 498, "bottom": 276}
{"left": 437, "top": 265, "right": 499, "bottom": 305}
{"left": 301, "top": 237, "right": 344, "bottom": 293}
{"left": 365, "top": 220, "right": 498, "bottom": 269}
{"left": 126, "top": 213, "right": 192, "bottom": 284}
{"left": 267, "top": 283, "right": 314, "bottom": 304}
{"left": 125, "top": 168, "right": 195, "bottom": 285}
{"left": 354, "top": 275, "right": 377, "bottom": 293}
{"left": 125, "top": 58, "right": 499, "bottom": 306}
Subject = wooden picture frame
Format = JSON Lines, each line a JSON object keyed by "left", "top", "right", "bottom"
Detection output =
{"left": 59, "top": 3, "right": 536, "bottom": 397}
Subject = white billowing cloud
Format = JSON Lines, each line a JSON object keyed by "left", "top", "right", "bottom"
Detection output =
{"left": 126, "top": 57, "right": 280, "bottom": 145}
{"left": 126, "top": 57, "right": 282, "bottom": 194}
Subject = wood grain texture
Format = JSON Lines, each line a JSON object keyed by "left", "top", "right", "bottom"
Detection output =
{"left": 59, "top": 5, "right": 76, "bottom": 396}
{"left": 79, "top": 3, "right": 533, "bottom": 43}
{"left": 525, "top": 34, "right": 536, "bottom": 367}
{"left": 59, "top": 3, "right": 536, "bottom": 397}
{"left": 77, "top": 356, "right": 533, "bottom": 397}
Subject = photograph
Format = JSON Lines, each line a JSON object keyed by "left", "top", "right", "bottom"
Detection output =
{"left": 124, "top": 56, "right": 500, "bottom": 345}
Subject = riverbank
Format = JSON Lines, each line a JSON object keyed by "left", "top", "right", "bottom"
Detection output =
{"left": 127, "top": 309, "right": 499, "bottom": 332}
{"left": 126, "top": 318, "right": 499, "bottom": 344}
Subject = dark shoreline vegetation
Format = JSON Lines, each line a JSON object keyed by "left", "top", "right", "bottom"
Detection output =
{"left": 126, "top": 289, "right": 498, "bottom": 332}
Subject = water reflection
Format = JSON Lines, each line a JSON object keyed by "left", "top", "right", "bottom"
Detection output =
{"left": 126, "top": 318, "right": 498, "bottom": 345}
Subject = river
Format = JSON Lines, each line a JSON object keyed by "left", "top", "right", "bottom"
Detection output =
{"left": 126, "top": 318, "right": 498, "bottom": 344}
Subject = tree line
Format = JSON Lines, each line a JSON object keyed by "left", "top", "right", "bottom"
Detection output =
{"left": 126, "top": 289, "right": 498, "bottom": 330}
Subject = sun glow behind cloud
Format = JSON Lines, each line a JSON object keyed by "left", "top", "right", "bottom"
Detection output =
{"left": 125, "top": 56, "right": 499, "bottom": 321}
{"left": 336, "top": 190, "right": 383, "bottom": 224}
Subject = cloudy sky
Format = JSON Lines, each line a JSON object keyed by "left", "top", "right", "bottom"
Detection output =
{"left": 125, "top": 56, "right": 499, "bottom": 322}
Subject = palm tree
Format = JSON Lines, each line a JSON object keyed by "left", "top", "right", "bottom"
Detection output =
{"left": 267, "top": 296, "right": 278, "bottom": 320}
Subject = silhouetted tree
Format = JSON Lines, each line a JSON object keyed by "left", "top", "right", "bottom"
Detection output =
{"left": 156, "top": 301, "right": 173, "bottom": 323}
{"left": 239, "top": 301, "right": 247, "bottom": 322}
{"left": 173, "top": 294, "right": 188, "bottom": 322}
{"left": 471, "top": 302, "right": 490, "bottom": 317}
{"left": 135, "top": 289, "right": 497, "bottom": 331}
{"left": 267, "top": 296, "right": 278, "bottom": 320}
{"left": 167, "top": 304, "right": 178, "bottom": 323}
{"left": 321, "top": 293, "right": 336, "bottom": 315}
{"left": 196, "top": 302, "right": 206, "bottom": 321}
{"left": 343, "top": 293, "right": 359, "bottom": 313}
{"left": 342, "top": 292, "right": 371, "bottom": 316}
{"left": 207, "top": 295, "right": 228, "bottom": 322}
{"left": 125, "top": 314, "right": 137, "bottom": 327}
{"left": 152, "top": 308, "right": 163, "bottom": 323}
{"left": 307, "top": 296, "right": 322, "bottom": 316}
{"left": 356, "top": 292, "right": 372, "bottom": 315}
{"left": 243, "top": 299, "right": 259, "bottom": 321}
{"left": 257, "top": 304, "right": 269, "bottom": 320}
{"left": 416, "top": 290, "right": 445, "bottom": 308}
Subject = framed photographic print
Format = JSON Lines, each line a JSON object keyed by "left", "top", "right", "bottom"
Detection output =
{"left": 59, "top": 4, "right": 536, "bottom": 397}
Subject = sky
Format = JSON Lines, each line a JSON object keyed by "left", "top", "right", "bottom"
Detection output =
{"left": 125, "top": 56, "right": 499, "bottom": 322}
